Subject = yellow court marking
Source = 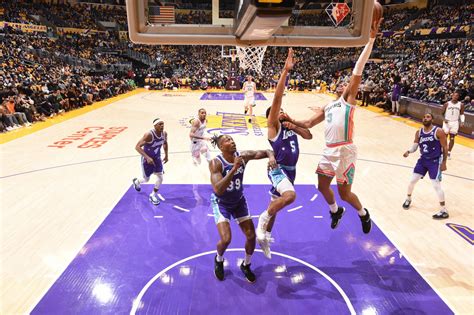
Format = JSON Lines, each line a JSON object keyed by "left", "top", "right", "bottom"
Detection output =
{"left": 0, "top": 89, "right": 145, "bottom": 144}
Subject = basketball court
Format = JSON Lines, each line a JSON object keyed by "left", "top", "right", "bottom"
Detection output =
{"left": 1, "top": 0, "right": 473, "bottom": 314}
{"left": 1, "top": 89, "right": 473, "bottom": 314}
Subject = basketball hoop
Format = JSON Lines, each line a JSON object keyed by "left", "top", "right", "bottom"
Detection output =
{"left": 236, "top": 46, "right": 267, "bottom": 74}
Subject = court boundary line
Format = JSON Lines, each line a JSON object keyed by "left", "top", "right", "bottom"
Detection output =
{"left": 367, "top": 217, "right": 456, "bottom": 313}
{"left": 2, "top": 151, "right": 472, "bottom": 182}
{"left": 0, "top": 88, "right": 145, "bottom": 144}
{"left": 129, "top": 248, "right": 356, "bottom": 315}
{"left": 26, "top": 184, "right": 132, "bottom": 315}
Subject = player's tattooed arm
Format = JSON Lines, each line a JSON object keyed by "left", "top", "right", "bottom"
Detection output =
{"left": 241, "top": 150, "right": 277, "bottom": 169}
{"left": 209, "top": 158, "right": 237, "bottom": 195}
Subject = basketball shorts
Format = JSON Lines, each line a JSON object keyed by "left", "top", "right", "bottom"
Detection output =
{"left": 141, "top": 156, "right": 163, "bottom": 177}
{"left": 244, "top": 96, "right": 255, "bottom": 108}
{"left": 442, "top": 121, "right": 459, "bottom": 135}
{"left": 190, "top": 140, "right": 208, "bottom": 157}
{"left": 317, "top": 144, "right": 357, "bottom": 185}
{"left": 268, "top": 165, "right": 295, "bottom": 198}
{"left": 414, "top": 157, "right": 443, "bottom": 181}
{"left": 211, "top": 194, "right": 251, "bottom": 224}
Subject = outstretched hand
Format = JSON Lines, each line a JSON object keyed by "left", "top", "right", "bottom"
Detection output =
{"left": 284, "top": 48, "right": 295, "bottom": 71}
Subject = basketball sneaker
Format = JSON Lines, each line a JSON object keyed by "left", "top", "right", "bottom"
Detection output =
{"left": 402, "top": 199, "right": 411, "bottom": 209}
{"left": 149, "top": 194, "right": 160, "bottom": 205}
{"left": 330, "top": 206, "right": 345, "bottom": 229}
{"left": 432, "top": 210, "right": 449, "bottom": 220}
{"left": 256, "top": 214, "right": 271, "bottom": 259}
{"left": 240, "top": 262, "right": 256, "bottom": 283}
{"left": 132, "top": 178, "right": 141, "bottom": 192}
{"left": 359, "top": 209, "right": 372, "bottom": 234}
{"left": 214, "top": 255, "right": 224, "bottom": 281}
{"left": 257, "top": 237, "right": 272, "bottom": 259}
{"left": 447, "top": 152, "right": 451, "bottom": 160}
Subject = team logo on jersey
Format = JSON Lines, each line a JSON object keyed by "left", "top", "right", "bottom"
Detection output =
{"left": 179, "top": 112, "right": 266, "bottom": 136}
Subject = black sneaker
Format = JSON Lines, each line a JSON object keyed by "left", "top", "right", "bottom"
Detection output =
{"left": 359, "top": 209, "right": 372, "bottom": 234}
{"left": 244, "top": 109, "right": 248, "bottom": 115}
{"left": 214, "top": 255, "right": 224, "bottom": 281}
{"left": 402, "top": 199, "right": 411, "bottom": 210}
{"left": 240, "top": 262, "right": 256, "bottom": 283}
{"left": 132, "top": 178, "right": 141, "bottom": 192}
{"left": 432, "top": 211, "right": 449, "bottom": 220}
{"left": 248, "top": 118, "right": 252, "bottom": 123}
{"left": 330, "top": 206, "right": 345, "bottom": 229}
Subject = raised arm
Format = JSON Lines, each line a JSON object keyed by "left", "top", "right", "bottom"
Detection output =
{"left": 135, "top": 132, "right": 154, "bottom": 164}
{"left": 342, "top": 18, "right": 383, "bottom": 105}
{"left": 284, "top": 107, "right": 325, "bottom": 129}
{"left": 209, "top": 158, "right": 237, "bottom": 196}
{"left": 268, "top": 49, "right": 295, "bottom": 138}
{"left": 282, "top": 121, "right": 313, "bottom": 140}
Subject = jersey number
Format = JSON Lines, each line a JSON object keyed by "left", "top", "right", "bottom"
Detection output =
{"left": 290, "top": 140, "right": 296, "bottom": 153}
{"left": 227, "top": 178, "right": 241, "bottom": 192}
{"left": 326, "top": 113, "right": 333, "bottom": 123}
{"left": 422, "top": 144, "right": 429, "bottom": 153}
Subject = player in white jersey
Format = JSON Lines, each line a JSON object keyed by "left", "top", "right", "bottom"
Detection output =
{"left": 442, "top": 91, "right": 465, "bottom": 159}
{"left": 243, "top": 76, "right": 257, "bottom": 123}
{"left": 283, "top": 16, "right": 383, "bottom": 234}
{"left": 189, "top": 108, "right": 212, "bottom": 165}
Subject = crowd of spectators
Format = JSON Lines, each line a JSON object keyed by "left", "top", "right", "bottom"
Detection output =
{"left": 0, "top": 28, "right": 136, "bottom": 133}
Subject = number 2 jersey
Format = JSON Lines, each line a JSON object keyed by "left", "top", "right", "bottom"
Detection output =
{"left": 418, "top": 126, "right": 442, "bottom": 160}
{"left": 213, "top": 152, "right": 245, "bottom": 203}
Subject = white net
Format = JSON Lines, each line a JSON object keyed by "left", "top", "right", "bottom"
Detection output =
{"left": 236, "top": 46, "right": 268, "bottom": 74}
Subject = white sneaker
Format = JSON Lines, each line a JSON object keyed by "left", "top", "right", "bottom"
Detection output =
{"left": 256, "top": 215, "right": 271, "bottom": 259}
{"left": 132, "top": 178, "right": 141, "bottom": 192}
{"left": 258, "top": 237, "right": 272, "bottom": 259}
{"left": 149, "top": 194, "right": 160, "bottom": 205}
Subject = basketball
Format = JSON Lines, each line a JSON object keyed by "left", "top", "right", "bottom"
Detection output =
{"left": 373, "top": 0, "right": 384, "bottom": 23}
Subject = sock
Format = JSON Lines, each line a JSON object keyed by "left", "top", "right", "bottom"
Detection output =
{"left": 357, "top": 207, "right": 367, "bottom": 216}
{"left": 216, "top": 254, "right": 224, "bottom": 262}
{"left": 244, "top": 254, "right": 252, "bottom": 266}
{"left": 329, "top": 202, "right": 338, "bottom": 213}
{"left": 265, "top": 231, "right": 272, "bottom": 238}
{"left": 259, "top": 210, "right": 272, "bottom": 225}
{"left": 138, "top": 177, "right": 148, "bottom": 184}
{"left": 150, "top": 190, "right": 157, "bottom": 197}
{"left": 440, "top": 205, "right": 447, "bottom": 212}
{"left": 406, "top": 195, "right": 411, "bottom": 201}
